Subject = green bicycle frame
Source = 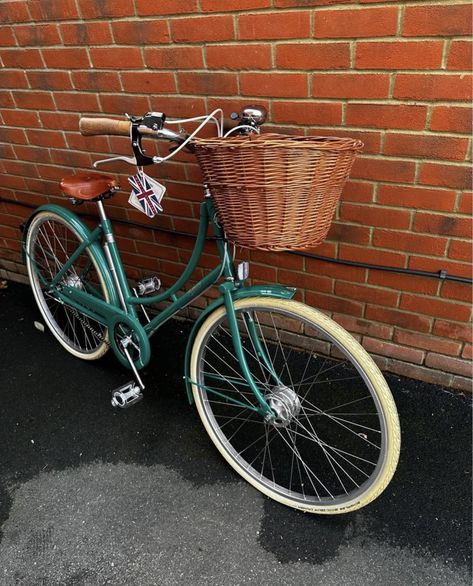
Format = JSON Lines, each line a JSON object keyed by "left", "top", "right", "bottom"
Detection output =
{"left": 24, "top": 196, "right": 296, "bottom": 416}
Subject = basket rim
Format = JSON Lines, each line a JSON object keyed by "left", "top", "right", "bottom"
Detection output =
{"left": 193, "top": 133, "right": 364, "bottom": 152}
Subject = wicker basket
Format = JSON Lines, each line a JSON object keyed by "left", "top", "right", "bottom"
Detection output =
{"left": 194, "top": 133, "right": 363, "bottom": 251}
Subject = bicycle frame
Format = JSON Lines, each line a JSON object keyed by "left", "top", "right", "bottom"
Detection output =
{"left": 23, "top": 194, "right": 296, "bottom": 416}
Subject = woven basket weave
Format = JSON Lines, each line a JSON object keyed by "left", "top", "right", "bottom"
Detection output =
{"left": 194, "top": 133, "right": 363, "bottom": 251}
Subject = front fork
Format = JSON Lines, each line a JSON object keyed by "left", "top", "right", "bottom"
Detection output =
{"left": 219, "top": 281, "right": 278, "bottom": 420}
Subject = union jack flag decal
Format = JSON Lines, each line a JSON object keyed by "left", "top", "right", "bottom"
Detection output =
{"left": 128, "top": 171, "right": 165, "bottom": 218}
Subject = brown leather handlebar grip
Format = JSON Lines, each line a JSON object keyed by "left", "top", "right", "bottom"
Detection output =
{"left": 79, "top": 117, "right": 131, "bottom": 137}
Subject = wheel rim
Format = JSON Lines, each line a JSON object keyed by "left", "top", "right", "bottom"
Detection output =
{"left": 27, "top": 216, "right": 109, "bottom": 356}
{"left": 194, "top": 302, "right": 389, "bottom": 509}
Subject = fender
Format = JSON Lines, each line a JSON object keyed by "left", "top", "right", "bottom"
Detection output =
{"left": 21, "top": 204, "right": 119, "bottom": 308}
{"left": 183, "top": 284, "right": 296, "bottom": 404}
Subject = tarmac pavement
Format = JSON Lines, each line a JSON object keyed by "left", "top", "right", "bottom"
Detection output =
{"left": 0, "top": 281, "right": 471, "bottom": 586}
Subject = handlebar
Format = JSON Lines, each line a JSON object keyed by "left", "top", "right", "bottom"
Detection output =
{"left": 79, "top": 105, "right": 267, "bottom": 167}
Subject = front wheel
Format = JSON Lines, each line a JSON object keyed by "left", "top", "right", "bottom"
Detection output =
{"left": 190, "top": 297, "right": 400, "bottom": 514}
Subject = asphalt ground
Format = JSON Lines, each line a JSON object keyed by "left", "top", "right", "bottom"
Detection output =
{"left": 0, "top": 280, "right": 471, "bottom": 586}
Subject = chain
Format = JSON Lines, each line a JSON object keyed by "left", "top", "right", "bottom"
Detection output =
{"left": 69, "top": 304, "right": 110, "bottom": 347}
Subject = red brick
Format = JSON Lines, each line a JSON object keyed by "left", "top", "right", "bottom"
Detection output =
{"left": 99, "top": 94, "right": 151, "bottom": 117}
{"left": 339, "top": 243, "right": 406, "bottom": 268}
{"left": 136, "top": 0, "right": 198, "bottom": 15}
{"left": 388, "top": 361, "right": 454, "bottom": 387}
{"left": 42, "top": 48, "right": 90, "bottom": 69}
{"left": 401, "top": 293, "right": 471, "bottom": 321}
{"left": 14, "top": 23, "right": 61, "bottom": 46}
{"left": 272, "top": 101, "right": 343, "bottom": 126}
{"left": 403, "top": 4, "right": 472, "bottom": 37}
{"left": 72, "top": 71, "right": 121, "bottom": 93}
{"left": 386, "top": 133, "right": 469, "bottom": 162}
{"left": 347, "top": 103, "right": 426, "bottom": 131}
{"left": 306, "top": 291, "right": 364, "bottom": 317}
{"left": 364, "top": 337, "right": 424, "bottom": 364}
{"left": 279, "top": 269, "right": 333, "bottom": 294}
{"left": 341, "top": 181, "right": 374, "bottom": 203}
{"left": 112, "top": 20, "right": 170, "bottom": 45}
{"left": 146, "top": 47, "right": 204, "bottom": 70}
{"left": 178, "top": 72, "right": 237, "bottom": 96}
{"left": 336, "top": 281, "right": 399, "bottom": 307}
{"left": 39, "top": 111, "right": 80, "bottom": 131}
{"left": 172, "top": 15, "right": 234, "bottom": 42}
{"left": 239, "top": 11, "right": 310, "bottom": 40}
{"left": 441, "top": 281, "right": 472, "bottom": 303}
{"left": 90, "top": 48, "right": 144, "bottom": 69}
{"left": 351, "top": 157, "right": 416, "bottom": 184}
{"left": 1, "top": 48, "right": 44, "bottom": 68}
{"left": 377, "top": 185, "right": 456, "bottom": 213}
{"left": 433, "top": 319, "right": 472, "bottom": 343}
{"left": 373, "top": 229, "right": 448, "bottom": 256}
{"left": 313, "top": 73, "right": 390, "bottom": 99}
{"left": 333, "top": 314, "right": 393, "bottom": 340}
{"left": 11, "top": 144, "right": 47, "bottom": 163}
{"left": 54, "top": 92, "right": 101, "bottom": 113}
{"left": 419, "top": 163, "right": 472, "bottom": 190}
{"left": 0, "top": 26, "right": 15, "bottom": 46}
{"left": 413, "top": 212, "right": 472, "bottom": 238}
{"left": 277, "top": 43, "right": 350, "bottom": 70}
{"left": 27, "top": 129, "right": 66, "bottom": 149}
{"left": 394, "top": 74, "right": 472, "bottom": 102}
{"left": 0, "top": 91, "right": 15, "bottom": 108}
{"left": 2, "top": 110, "right": 41, "bottom": 128}
{"left": 0, "top": 127, "right": 27, "bottom": 145}
{"left": 425, "top": 353, "right": 472, "bottom": 377}
{"left": 0, "top": 2, "right": 30, "bottom": 23}
{"left": 241, "top": 73, "right": 308, "bottom": 98}
{"left": 206, "top": 44, "right": 271, "bottom": 70}
{"left": 394, "top": 329, "right": 461, "bottom": 356}
{"left": 366, "top": 305, "right": 432, "bottom": 333}
{"left": 61, "top": 22, "right": 113, "bottom": 46}
{"left": 79, "top": 0, "right": 135, "bottom": 18}
{"left": 0, "top": 70, "right": 28, "bottom": 89}
{"left": 356, "top": 41, "right": 443, "bottom": 70}
{"left": 327, "top": 222, "right": 371, "bottom": 245}
{"left": 315, "top": 7, "right": 398, "bottom": 38}
{"left": 448, "top": 40, "right": 472, "bottom": 71}
{"left": 15, "top": 91, "right": 55, "bottom": 111}
{"left": 340, "top": 203, "right": 411, "bottom": 229}
{"left": 28, "top": 0, "right": 79, "bottom": 20}
{"left": 448, "top": 240, "right": 472, "bottom": 263}
{"left": 430, "top": 106, "right": 472, "bottom": 134}
{"left": 120, "top": 72, "right": 176, "bottom": 94}
{"left": 368, "top": 271, "right": 439, "bottom": 296}
{"left": 27, "top": 71, "right": 72, "bottom": 91}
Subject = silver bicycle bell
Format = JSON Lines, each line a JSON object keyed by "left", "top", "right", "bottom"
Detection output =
{"left": 231, "top": 105, "right": 268, "bottom": 128}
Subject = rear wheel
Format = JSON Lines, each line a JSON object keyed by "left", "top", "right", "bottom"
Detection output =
{"left": 25, "top": 211, "right": 110, "bottom": 360}
{"left": 190, "top": 297, "right": 400, "bottom": 514}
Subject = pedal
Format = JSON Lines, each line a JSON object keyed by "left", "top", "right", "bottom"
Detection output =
{"left": 136, "top": 275, "right": 161, "bottom": 296}
{"left": 111, "top": 381, "right": 143, "bottom": 409}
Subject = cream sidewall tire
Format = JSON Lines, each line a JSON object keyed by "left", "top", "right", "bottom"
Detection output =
{"left": 190, "top": 297, "right": 401, "bottom": 514}
{"left": 26, "top": 211, "right": 110, "bottom": 361}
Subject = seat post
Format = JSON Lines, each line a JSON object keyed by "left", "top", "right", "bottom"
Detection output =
{"left": 96, "top": 199, "right": 128, "bottom": 311}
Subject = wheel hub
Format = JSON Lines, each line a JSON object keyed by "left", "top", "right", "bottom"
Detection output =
{"left": 267, "top": 385, "right": 301, "bottom": 428}
{"left": 63, "top": 274, "right": 83, "bottom": 289}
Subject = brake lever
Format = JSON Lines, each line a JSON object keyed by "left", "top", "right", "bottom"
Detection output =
{"left": 93, "top": 155, "right": 138, "bottom": 168}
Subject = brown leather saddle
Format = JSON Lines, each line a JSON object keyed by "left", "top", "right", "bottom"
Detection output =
{"left": 60, "top": 173, "right": 119, "bottom": 200}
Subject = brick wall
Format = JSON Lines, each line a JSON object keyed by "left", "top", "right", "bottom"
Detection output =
{"left": 0, "top": 0, "right": 471, "bottom": 390}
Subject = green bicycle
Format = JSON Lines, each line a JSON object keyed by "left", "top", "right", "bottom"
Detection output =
{"left": 23, "top": 106, "right": 400, "bottom": 514}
